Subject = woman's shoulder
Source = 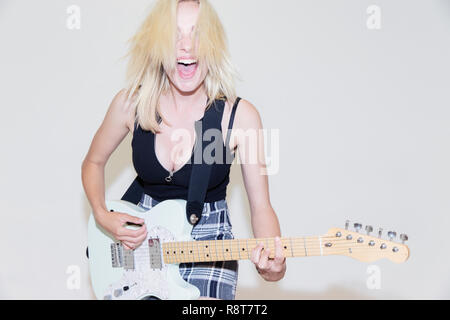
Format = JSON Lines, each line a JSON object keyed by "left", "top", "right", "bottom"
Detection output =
{"left": 228, "top": 97, "right": 262, "bottom": 130}
{"left": 110, "top": 88, "right": 138, "bottom": 133}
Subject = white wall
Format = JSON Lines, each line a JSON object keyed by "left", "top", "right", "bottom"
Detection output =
{"left": 0, "top": 0, "right": 449, "bottom": 299}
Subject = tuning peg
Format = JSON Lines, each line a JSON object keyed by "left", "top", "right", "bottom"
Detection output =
{"left": 365, "top": 225, "right": 373, "bottom": 235}
{"left": 378, "top": 227, "right": 383, "bottom": 238}
{"left": 354, "top": 223, "right": 362, "bottom": 233}
{"left": 345, "top": 220, "right": 350, "bottom": 230}
{"left": 387, "top": 231, "right": 397, "bottom": 241}
{"left": 400, "top": 234, "right": 408, "bottom": 244}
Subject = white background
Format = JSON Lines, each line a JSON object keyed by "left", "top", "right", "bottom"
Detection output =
{"left": 0, "top": 0, "right": 449, "bottom": 299}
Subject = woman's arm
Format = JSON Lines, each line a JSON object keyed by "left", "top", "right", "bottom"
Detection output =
{"left": 81, "top": 89, "right": 147, "bottom": 250}
{"left": 232, "top": 99, "right": 286, "bottom": 282}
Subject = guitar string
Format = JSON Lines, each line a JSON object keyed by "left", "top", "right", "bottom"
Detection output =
{"left": 157, "top": 241, "right": 405, "bottom": 263}
{"left": 161, "top": 247, "right": 405, "bottom": 264}
{"left": 126, "top": 234, "right": 388, "bottom": 254}
{"left": 130, "top": 242, "right": 404, "bottom": 262}
{"left": 131, "top": 237, "right": 400, "bottom": 255}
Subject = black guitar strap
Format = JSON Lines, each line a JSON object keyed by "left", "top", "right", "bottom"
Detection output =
{"left": 186, "top": 97, "right": 241, "bottom": 225}
{"left": 185, "top": 100, "right": 217, "bottom": 225}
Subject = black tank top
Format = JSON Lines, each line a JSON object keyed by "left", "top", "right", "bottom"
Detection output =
{"left": 131, "top": 97, "right": 241, "bottom": 202}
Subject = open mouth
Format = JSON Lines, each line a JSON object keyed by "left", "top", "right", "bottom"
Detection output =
{"left": 177, "top": 58, "right": 198, "bottom": 79}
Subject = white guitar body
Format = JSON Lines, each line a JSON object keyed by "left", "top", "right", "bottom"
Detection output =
{"left": 87, "top": 199, "right": 200, "bottom": 300}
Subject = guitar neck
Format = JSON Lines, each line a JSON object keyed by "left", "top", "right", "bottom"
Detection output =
{"left": 162, "top": 236, "right": 338, "bottom": 264}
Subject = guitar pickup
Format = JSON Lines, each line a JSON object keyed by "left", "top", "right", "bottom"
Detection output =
{"left": 148, "top": 238, "right": 162, "bottom": 270}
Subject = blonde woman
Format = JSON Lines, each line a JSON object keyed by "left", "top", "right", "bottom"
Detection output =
{"left": 81, "top": 0, "right": 285, "bottom": 300}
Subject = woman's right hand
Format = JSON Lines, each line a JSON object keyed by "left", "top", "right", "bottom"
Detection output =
{"left": 95, "top": 210, "right": 148, "bottom": 250}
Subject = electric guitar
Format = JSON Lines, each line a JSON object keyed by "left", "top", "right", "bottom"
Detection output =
{"left": 87, "top": 199, "right": 410, "bottom": 300}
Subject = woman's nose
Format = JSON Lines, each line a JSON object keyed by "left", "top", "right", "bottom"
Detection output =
{"left": 179, "top": 33, "right": 193, "bottom": 52}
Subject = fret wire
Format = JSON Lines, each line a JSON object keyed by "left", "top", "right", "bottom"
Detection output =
{"left": 221, "top": 238, "right": 225, "bottom": 261}
{"left": 182, "top": 241, "right": 186, "bottom": 263}
{"left": 202, "top": 240, "right": 207, "bottom": 262}
{"left": 248, "top": 238, "right": 256, "bottom": 260}
{"left": 194, "top": 240, "right": 198, "bottom": 263}
{"left": 165, "top": 242, "right": 169, "bottom": 264}
{"left": 174, "top": 241, "right": 178, "bottom": 264}
{"left": 264, "top": 238, "right": 268, "bottom": 258}
{"left": 196, "top": 240, "right": 201, "bottom": 262}
{"left": 223, "top": 239, "right": 228, "bottom": 261}
{"left": 191, "top": 240, "right": 196, "bottom": 263}
{"left": 197, "top": 240, "right": 200, "bottom": 262}
{"left": 168, "top": 242, "right": 172, "bottom": 264}
{"left": 203, "top": 241, "right": 207, "bottom": 262}
{"left": 246, "top": 239, "right": 249, "bottom": 259}
{"left": 207, "top": 240, "right": 212, "bottom": 262}
{"left": 303, "top": 237, "right": 307, "bottom": 256}
{"left": 289, "top": 237, "right": 294, "bottom": 258}
{"left": 214, "top": 238, "right": 219, "bottom": 261}
{"left": 222, "top": 239, "right": 227, "bottom": 260}
{"left": 208, "top": 240, "right": 213, "bottom": 261}
{"left": 172, "top": 242, "right": 176, "bottom": 264}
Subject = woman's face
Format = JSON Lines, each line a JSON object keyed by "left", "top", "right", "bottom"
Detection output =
{"left": 166, "top": 1, "right": 208, "bottom": 94}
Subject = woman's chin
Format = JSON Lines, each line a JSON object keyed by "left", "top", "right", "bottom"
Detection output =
{"left": 173, "top": 78, "right": 204, "bottom": 94}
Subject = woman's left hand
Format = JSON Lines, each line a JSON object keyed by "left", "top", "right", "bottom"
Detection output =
{"left": 251, "top": 237, "right": 287, "bottom": 282}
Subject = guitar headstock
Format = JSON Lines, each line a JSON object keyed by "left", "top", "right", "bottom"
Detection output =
{"left": 326, "top": 221, "right": 410, "bottom": 263}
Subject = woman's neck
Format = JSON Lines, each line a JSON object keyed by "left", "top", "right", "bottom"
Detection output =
{"left": 162, "top": 85, "right": 208, "bottom": 120}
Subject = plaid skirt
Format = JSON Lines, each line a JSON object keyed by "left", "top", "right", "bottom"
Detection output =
{"left": 137, "top": 193, "right": 239, "bottom": 300}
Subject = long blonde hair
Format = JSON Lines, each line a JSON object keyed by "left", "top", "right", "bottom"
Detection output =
{"left": 123, "top": 0, "right": 239, "bottom": 133}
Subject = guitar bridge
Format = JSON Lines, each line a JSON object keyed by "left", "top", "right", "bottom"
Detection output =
{"left": 111, "top": 243, "right": 123, "bottom": 268}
